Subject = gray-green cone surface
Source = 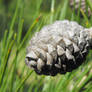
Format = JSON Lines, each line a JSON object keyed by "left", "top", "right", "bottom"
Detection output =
{"left": 69, "top": 0, "right": 92, "bottom": 16}
{"left": 25, "top": 20, "right": 92, "bottom": 76}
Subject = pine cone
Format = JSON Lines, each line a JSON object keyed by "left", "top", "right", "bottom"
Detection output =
{"left": 25, "top": 20, "right": 92, "bottom": 76}
{"left": 69, "top": 0, "right": 92, "bottom": 16}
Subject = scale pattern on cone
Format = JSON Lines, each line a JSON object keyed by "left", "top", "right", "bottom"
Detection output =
{"left": 69, "top": 0, "right": 92, "bottom": 16}
{"left": 25, "top": 20, "right": 92, "bottom": 76}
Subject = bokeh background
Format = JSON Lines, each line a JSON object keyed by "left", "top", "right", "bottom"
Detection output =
{"left": 0, "top": 0, "right": 92, "bottom": 92}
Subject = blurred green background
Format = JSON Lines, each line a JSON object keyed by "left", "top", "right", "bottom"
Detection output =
{"left": 0, "top": 0, "right": 92, "bottom": 92}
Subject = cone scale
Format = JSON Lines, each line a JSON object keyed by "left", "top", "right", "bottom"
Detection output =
{"left": 25, "top": 20, "right": 92, "bottom": 76}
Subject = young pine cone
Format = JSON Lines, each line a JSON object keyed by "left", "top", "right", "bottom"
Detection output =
{"left": 69, "top": 0, "right": 92, "bottom": 16}
{"left": 25, "top": 20, "right": 92, "bottom": 76}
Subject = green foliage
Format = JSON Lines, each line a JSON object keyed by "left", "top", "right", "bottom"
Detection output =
{"left": 0, "top": 0, "right": 92, "bottom": 92}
